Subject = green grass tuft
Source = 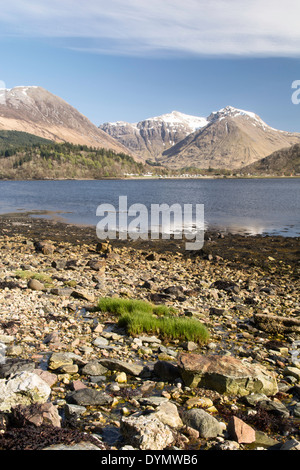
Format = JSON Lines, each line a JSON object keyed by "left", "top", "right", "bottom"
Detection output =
{"left": 15, "top": 270, "right": 54, "bottom": 287}
{"left": 97, "top": 297, "right": 209, "bottom": 344}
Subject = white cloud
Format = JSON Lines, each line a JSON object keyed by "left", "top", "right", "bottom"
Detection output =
{"left": 1, "top": 0, "right": 300, "bottom": 57}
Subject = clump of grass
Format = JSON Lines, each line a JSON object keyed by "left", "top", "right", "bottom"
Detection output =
{"left": 15, "top": 270, "right": 54, "bottom": 287}
{"left": 97, "top": 297, "right": 209, "bottom": 344}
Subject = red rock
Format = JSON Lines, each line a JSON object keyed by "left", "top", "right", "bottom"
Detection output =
{"left": 71, "top": 379, "right": 87, "bottom": 391}
{"left": 227, "top": 416, "right": 256, "bottom": 444}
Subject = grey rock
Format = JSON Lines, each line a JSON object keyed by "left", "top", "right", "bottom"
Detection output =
{"left": 279, "top": 439, "right": 300, "bottom": 451}
{"left": 183, "top": 408, "right": 224, "bottom": 438}
{"left": 93, "top": 336, "right": 110, "bottom": 348}
{"left": 64, "top": 403, "right": 87, "bottom": 418}
{"left": 0, "top": 360, "right": 35, "bottom": 379}
{"left": 259, "top": 400, "right": 290, "bottom": 419}
{"left": 67, "top": 388, "right": 114, "bottom": 406}
{"left": 81, "top": 361, "right": 108, "bottom": 376}
{"left": 99, "top": 358, "right": 145, "bottom": 377}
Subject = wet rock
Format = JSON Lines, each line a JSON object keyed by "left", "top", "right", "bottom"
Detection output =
{"left": 259, "top": 399, "right": 290, "bottom": 418}
{"left": 279, "top": 439, "right": 300, "bottom": 451}
{"left": 178, "top": 353, "right": 278, "bottom": 396}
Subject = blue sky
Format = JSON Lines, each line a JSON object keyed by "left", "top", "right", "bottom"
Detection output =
{"left": 0, "top": 0, "right": 300, "bottom": 131}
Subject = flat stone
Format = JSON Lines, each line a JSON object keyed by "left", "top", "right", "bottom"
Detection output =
{"left": 66, "top": 388, "right": 114, "bottom": 406}
{"left": 178, "top": 353, "right": 278, "bottom": 396}
{"left": 138, "top": 396, "right": 169, "bottom": 407}
{"left": 48, "top": 352, "right": 73, "bottom": 371}
{"left": 99, "top": 358, "right": 144, "bottom": 377}
{"left": 93, "top": 336, "right": 109, "bottom": 348}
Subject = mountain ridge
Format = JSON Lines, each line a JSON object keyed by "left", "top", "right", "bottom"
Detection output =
{"left": 0, "top": 86, "right": 136, "bottom": 158}
{"left": 100, "top": 106, "right": 300, "bottom": 169}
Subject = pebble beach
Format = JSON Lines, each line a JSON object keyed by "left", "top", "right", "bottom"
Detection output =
{"left": 0, "top": 212, "right": 299, "bottom": 452}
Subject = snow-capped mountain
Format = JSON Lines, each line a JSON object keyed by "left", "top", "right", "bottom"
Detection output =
{"left": 99, "top": 111, "right": 209, "bottom": 161}
{"left": 100, "top": 105, "right": 300, "bottom": 169}
{"left": 160, "top": 106, "right": 300, "bottom": 169}
{"left": 0, "top": 86, "right": 133, "bottom": 155}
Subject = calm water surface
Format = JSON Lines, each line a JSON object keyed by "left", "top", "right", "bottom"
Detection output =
{"left": 0, "top": 178, "right": 299, "bottom": 237}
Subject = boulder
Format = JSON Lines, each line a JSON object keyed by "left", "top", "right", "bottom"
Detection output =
{"left": 177, "top": 354, "right": 278, "bottom": 396}
{"left": 0, "top": 371, "right": 51, "bottom": 411}
{"left": 120, "top": 412, "right": 175, "bottom": 450}
{"left": 182, "top": 408, "right": 224, "bottom": 438}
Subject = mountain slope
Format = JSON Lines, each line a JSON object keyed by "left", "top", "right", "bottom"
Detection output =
{"left": 159, "top": 106, "right": 300, "bottom": 170}
{"left": 0, "top": 141, "right": 146, "bottom": 180}
{"left": 99, "top": 111, "right": 208, "bottom": 161}
{"left": 0, "top": 86, "right": 135, "bottom": 157}
{"left": 240, "top": 143, "right": 300, "bottom": 176}
{"left": 0, "top": 130, "right": 52, "bottom": 152}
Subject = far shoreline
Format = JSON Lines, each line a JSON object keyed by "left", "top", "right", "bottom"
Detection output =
{"left": 0, "top": 175, "right": 299, "bottom": 181}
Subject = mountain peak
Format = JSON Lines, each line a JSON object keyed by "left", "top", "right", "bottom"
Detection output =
{"left": 208, "top": 105, "right": 264, "bottom": 124}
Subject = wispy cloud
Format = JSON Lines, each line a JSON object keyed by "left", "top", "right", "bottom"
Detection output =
{"left": 1, "top": 0, "right": 300, "bottom": 57}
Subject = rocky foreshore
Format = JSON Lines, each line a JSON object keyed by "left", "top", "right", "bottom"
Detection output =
{"left": 0, "top": 213, "right": 299, "bottom": 451}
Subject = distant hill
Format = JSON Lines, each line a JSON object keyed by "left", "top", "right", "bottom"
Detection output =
{"left": 0, "top": 86, "right": 137, "bottom": 158}
{"left": 0, "top": 141, "right": 146, "bottom": 180}
{"left": 0, "top": 130, "right": 52, "bottom": 153}
{"left": 241, "top": 143, "right": 300, "bottom": 176}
